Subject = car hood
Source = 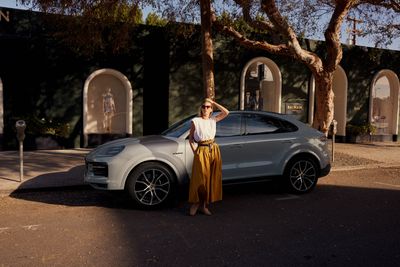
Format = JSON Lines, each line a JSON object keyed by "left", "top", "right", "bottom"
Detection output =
{"left": 85, "top": 134, "right": 184, "bottom": 165}
{"left": 88, "top": 135, "right": 177, "bottom": 154}
{"left": 98, "top": 137, "right": 140, "bottom": 147}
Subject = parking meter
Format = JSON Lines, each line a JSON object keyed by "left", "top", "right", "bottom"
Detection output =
{"left": 15, "top": 120, "right": 26, "bottom": 182}
{"left": 330, "top": 119, "right": 338, "bottom": 135}
{"left": 16, "top": 120, "right": 26, "bottom": 141}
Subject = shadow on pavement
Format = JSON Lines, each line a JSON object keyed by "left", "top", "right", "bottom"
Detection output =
{"left": 8, "top": 183, "right": 400, "bottom": 267}
{"left": 9, "top": 186, "right": 136, "bottom": 209}
{"left": 8, "top": 180, "right": 284, "bottom": 210}
{"left": 15, "top": 165, "right": 86, "bottom": 190}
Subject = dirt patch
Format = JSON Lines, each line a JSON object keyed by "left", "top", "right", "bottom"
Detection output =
{"left": 332, "top": 152, "right": 381, "bottom": 167}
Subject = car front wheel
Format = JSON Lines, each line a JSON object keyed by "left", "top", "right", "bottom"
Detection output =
{"left": 284, "top": 157, "right": 318, "bottom": 194}
{"left": 126, "top": 162, "right": 175, "bottom": 209}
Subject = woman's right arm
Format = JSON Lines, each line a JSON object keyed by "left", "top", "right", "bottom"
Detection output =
{"left": 189, "top": 122, "right": 196, "bottom": 153}
{"left": 206, "top": 98, "right": 229, "bottom": 122}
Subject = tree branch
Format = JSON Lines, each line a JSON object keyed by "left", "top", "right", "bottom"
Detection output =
{"left": 209, "top": 5, "right": 289, "bottom": 55}
{"left": 212, "top": 17, "right": 289, "bottom": 55}
{"left": 260, "top": 0, "right": 320, "bottom": 69}
{"left": 323, "top": 0, "right": 357, "bottom": 72}
{"left": 233, "top": 0, "right": 276, "bottom": 33}
{"left": 360, "top": 0, "right": 400, "bottom": 12}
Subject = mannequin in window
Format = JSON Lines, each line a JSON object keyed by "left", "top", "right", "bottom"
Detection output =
{"left": 103, "top": 88, "right": 116, "bottom": 133}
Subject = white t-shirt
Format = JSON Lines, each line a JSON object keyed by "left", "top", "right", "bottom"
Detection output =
{"left": 192, "top": 117, "right": 216, "bottom": 142}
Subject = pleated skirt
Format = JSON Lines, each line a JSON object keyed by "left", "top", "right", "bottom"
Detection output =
{"left": 188, "top": 143, "right": 222, "bottom": 204}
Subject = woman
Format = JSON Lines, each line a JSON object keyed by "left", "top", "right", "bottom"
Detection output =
{"left": 188, "top": 98, "right": 229, "bottom": 216}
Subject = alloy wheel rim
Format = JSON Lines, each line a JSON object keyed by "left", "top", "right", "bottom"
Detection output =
{"left": 134, "top": 169, "right": 171, "bottom": 205}
{"left": 289, "top": 160, "right": 316, "bottom": 192}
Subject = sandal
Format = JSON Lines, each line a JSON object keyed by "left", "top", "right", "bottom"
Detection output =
{"left": 199, "top": 207, "right": 212, "bottom": 216}
{"left": 189, "top": 204, "right": 199, "bottom": 216}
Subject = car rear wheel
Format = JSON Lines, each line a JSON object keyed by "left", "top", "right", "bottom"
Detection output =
{"left": 284, "top": 157, "right": 318, "bottom": 194}
{"left": 126, "top": 162, "right": 175, "bottom": 209}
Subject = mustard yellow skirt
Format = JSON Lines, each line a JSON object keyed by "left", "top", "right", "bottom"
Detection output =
{"left": 188, "top": 142, "right": 222, "bottom": 204}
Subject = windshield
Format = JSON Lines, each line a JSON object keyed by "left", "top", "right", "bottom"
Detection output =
{"left": 161, "top": 114, "right": 195, "bottom": 138}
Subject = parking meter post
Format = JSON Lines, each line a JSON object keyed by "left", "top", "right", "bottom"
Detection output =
{"left": 15, "top": 120, "right": 26, "bottom": 182}
{"left": 330, "top": 120, "right": 338, "bottom": 163}
{"left": 19, "top": 140, "right": 23, "bottom": 182}
{"left": 332, "top": 131, "right": 335, "bottom": 162}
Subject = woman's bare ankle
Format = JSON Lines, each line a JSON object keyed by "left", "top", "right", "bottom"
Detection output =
{"left": 189, "top": 203, "right": 199, "bottom": 216}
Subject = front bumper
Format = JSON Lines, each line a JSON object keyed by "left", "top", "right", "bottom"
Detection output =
{"left": 84, "top": 161, "right": 110, "bottom": 189}
{"left": 320, "top": 163, "right": 331, "bottom": 177}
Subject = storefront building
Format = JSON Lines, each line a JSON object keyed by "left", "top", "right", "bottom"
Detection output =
{"left": 0, "top": 7, "right": 399, "bottom": 150}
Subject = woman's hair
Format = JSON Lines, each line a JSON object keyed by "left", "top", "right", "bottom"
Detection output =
{"left": 197, "top": 98, "right": 213, "bottom": 117}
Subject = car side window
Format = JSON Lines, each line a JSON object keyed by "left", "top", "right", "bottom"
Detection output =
{"left": 278, "top": 118, "right": 298, "bottom": 132}
{"left": 216, "top": 113, "right": 244, "bottom": 137}
{"left": 244, "top": 114, "right": 298, "bottom": 135}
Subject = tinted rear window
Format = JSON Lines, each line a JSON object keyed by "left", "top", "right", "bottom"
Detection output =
{"left": 244, "top": 114, "right": 298, "bottom": 134}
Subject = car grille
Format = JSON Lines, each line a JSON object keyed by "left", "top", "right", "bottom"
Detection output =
{"left": 86, "top": 162, "right": 108, "bottom": 177}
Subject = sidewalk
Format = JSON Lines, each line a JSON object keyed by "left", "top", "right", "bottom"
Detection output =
{"left": 329, "top": 142, "right": 400, "bottom": 171}
{"left": 0, "top": 149, "right": 91, "bottom": 194}
{"left": 1, "top": 142, "right": 400, "bottom": 195}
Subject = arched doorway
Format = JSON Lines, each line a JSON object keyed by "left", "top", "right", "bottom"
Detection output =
{"left": 332, "top": 66, "right": 348, "bottom": 136}
{"left": 240, "top": 57, "right": 282, "bottom": 113}
{"left": 83, "top": 69, "right": 133, "bottom": 147}
{"left": 309, "top": 66, "right": 348, "bottom": 137}
{"left": 369, "top": 70, "right": 400, "bottom": 141}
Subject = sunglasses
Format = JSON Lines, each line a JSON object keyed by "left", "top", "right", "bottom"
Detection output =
{"left": 201, "top": 105, "right": 212, "bottom": 109}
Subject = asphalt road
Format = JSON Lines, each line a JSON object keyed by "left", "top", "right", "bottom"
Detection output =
{"left": 1, "top": 167, "right": 400, "bottom": 267}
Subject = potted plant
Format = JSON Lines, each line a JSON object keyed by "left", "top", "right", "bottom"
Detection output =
{"left": 346, "top": 122, "right": 376, "bottom": 143}
{"left": 14, "top": 115, "right": 71, "bottom": 149}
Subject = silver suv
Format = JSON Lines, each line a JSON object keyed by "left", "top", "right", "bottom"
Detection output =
{"left": 84, "top": 111, "right": 331, "bottom": 208}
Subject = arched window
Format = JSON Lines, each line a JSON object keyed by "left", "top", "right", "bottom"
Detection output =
{"left": 83, "top": 69, "right": 133, "bottom": 146}
{"left": 240, "top": 57, "right": 282, "bottom": 113}
{"left": 309, "top": 66, "right": 348, "bottom": 136}
{"left": 370, "top": 70, "right": 400, "bottom": 139}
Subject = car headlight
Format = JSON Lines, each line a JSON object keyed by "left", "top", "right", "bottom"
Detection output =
{"left": 96, "top": 145, "right": 125, "bottom": 157}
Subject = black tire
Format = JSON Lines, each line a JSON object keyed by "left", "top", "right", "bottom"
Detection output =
{"left": 284, "top": 157, "right": 319, "bottom": 194}
{"left": 126, "top": 162, "right": 175, "bottom": 209}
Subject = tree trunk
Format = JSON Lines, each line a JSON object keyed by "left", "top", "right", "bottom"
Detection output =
{"left": 200, "top": 0, "right": 215, "bottom": 99}
{"left": 312, "top": 72, "right": 335, "bottom": 135}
